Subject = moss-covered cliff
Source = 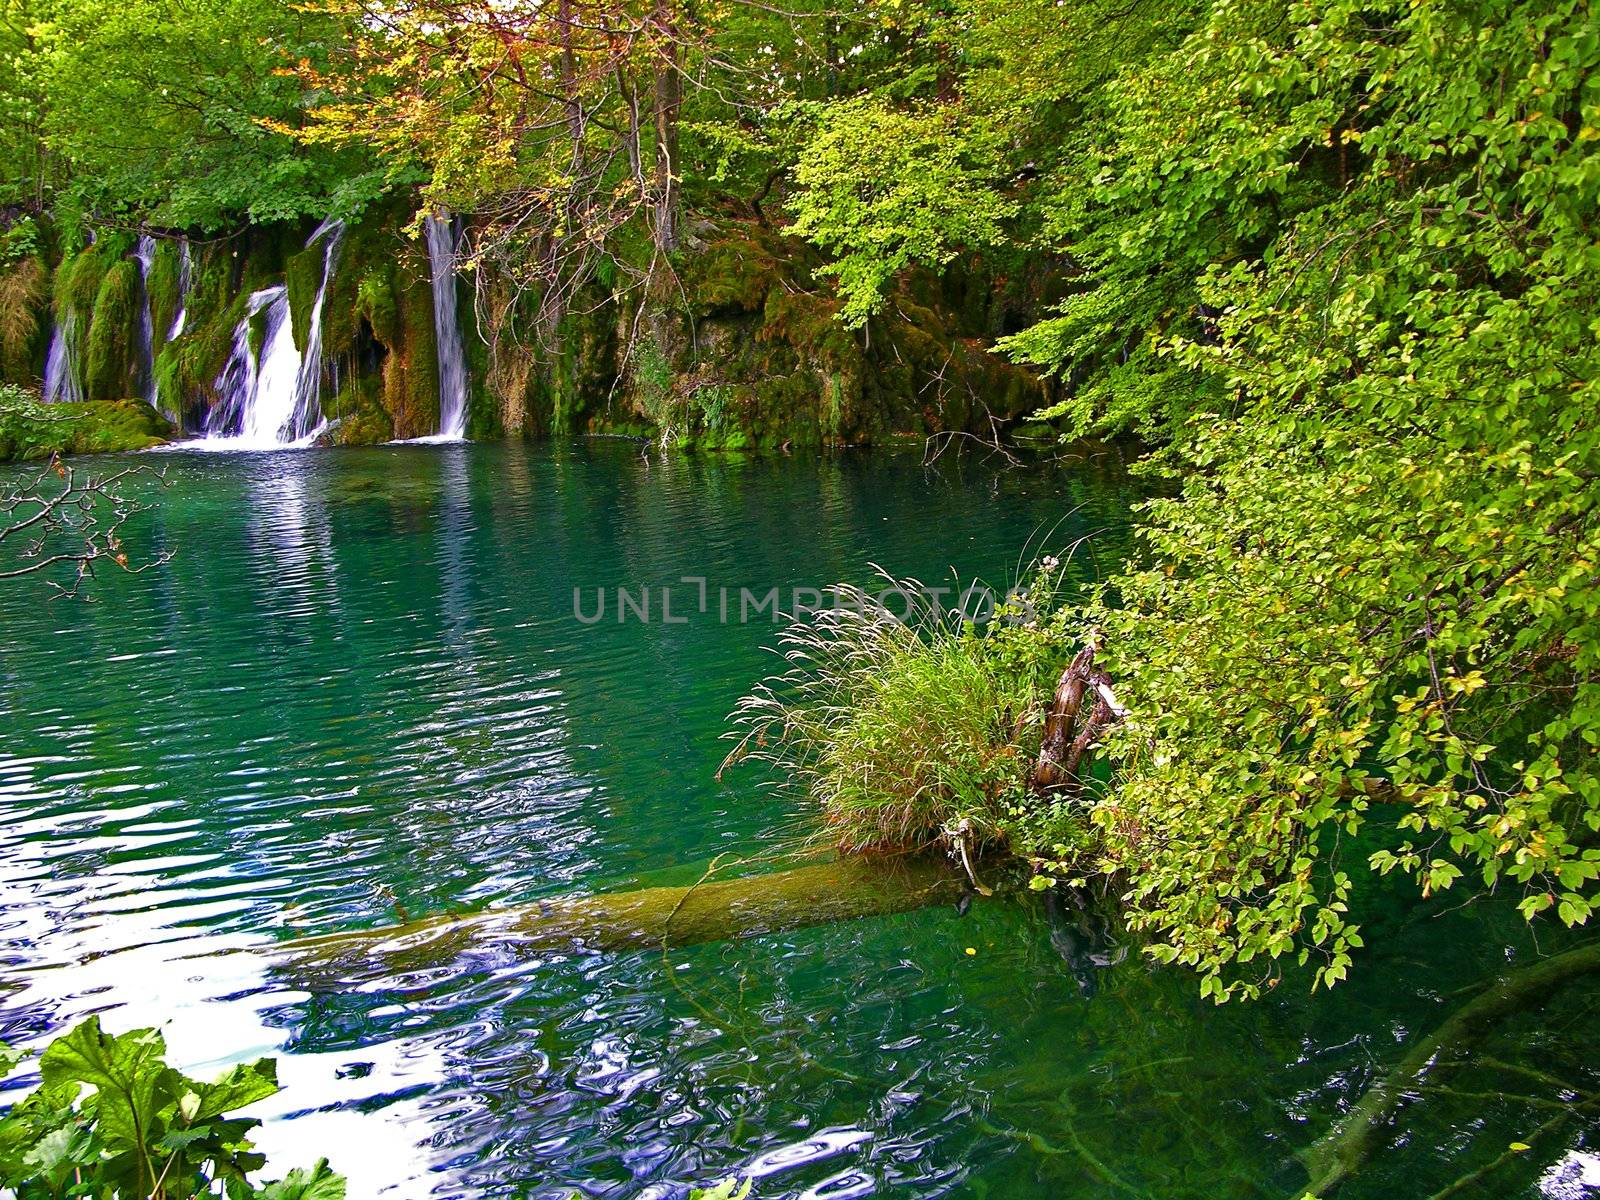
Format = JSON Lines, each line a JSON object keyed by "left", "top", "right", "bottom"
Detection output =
{"left": 5, "top": 207, "right": 1051, "bottom": 454}
{"left": 489, "top": 220, "right": 1049, "bottom": 450}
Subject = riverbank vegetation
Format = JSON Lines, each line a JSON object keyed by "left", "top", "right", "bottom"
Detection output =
{"left": 0, "top": 385, "right": 172, "bottom": 460}
{"left": 722, "top": 567, "right": 1099, "bottom": 877}
{"left": 718, "top": 0, "right": 1600, "bottom": 1004}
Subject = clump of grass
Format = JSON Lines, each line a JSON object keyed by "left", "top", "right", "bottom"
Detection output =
{"left": 0, "top": 256, "right": 47, "bottom": 375}
{"left": 722, "top": 566, "right": 1071, "bottom": 855}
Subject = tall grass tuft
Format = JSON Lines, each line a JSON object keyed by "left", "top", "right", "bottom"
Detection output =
{"left": 722, "top": 566, "right": 1071, "bottom": 855}
{"left": 0, "top": 257, "right": 47, "bottom": 376}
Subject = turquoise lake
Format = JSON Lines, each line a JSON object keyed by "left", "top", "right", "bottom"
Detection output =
{"left": 0, "top": 442, "right": 1593, "bottom": 1199}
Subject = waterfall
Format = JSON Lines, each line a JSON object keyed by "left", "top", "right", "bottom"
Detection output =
{"left": 204, "top": 296, "right": 264, "bottom": 437}
{"left": 168, "top": 239, "right": 192, "bottom": 340}
{"left": 424, "top": 213, "right": 468, "bottom": 439}
{"left": 294, "top": 218, "right": 345, "bottom": 428}
{"left": 43, "top": 311, "right": 83, "bottom": 404}
{"left": 199, "top": 286, "right": 307, "bottom": 448}
{"left": 135, "top": 235, "right": 160, "bottom": 412}
{"left": 193, "top": 220, "right": 343, "bottom": 450}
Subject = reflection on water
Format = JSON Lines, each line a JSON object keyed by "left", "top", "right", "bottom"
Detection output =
{"left": 0, "top": 442, "right": 1593, "bottom": 1200}
{"left": 248, "top": 468, "right": 340, "bottom": 624}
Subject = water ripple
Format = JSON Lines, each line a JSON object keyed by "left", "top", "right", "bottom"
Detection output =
{"left": 0, "top": 443, "right": 1568, "bottom": 1200}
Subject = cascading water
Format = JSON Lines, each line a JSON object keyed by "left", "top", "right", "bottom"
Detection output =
{"left": 168, "top": 239, "right": 192, "bottom": 340}
{"left": 425, "top": 213, "right": 469, "bottom": 440}
{"left": 200, "top": 287, "right": 305, "bottom": 449}
{"left": 43, "top": 312, "right": 83, "bottom": 404}
{"left": 293, "top": 218, "right": 345, "bottom": 431}
{"left": 43, "top": 229, "right": 96, "bottom": 404}
{"left": 135, "top": 235, "right": 161, "bottom": 413}
{"left": 193, "top": 221, "right": 343, "bottom": 450}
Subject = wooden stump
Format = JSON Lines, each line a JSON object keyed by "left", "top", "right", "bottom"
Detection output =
{"left": 1032, "top": 637, "right": 1124, "bottom": 794}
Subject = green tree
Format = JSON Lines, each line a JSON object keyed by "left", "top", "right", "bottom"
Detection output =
{"left": 764, "top": 0, "right": 1600, "bottom": 1000}
{"left": 1045, "top": 0, "right": 1600, "bottom": 998}
{"left": 786, "top": 98, "right": 1016, "bottom": 327}
{"left": 37, "top": 0, "right": 383, "bottom": 230}
{"left": 0, "top": 1, "right": 55, "bottom": 209}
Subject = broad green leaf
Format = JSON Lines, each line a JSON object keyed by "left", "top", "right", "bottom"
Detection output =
{"left": 257, "top": 1157, "right": 348, "bottom": 1200}
{"left": 39, "top": 1018, "right": 174, "bottom": 1154}
{"left": 187, "top": 1058, "right": 280, "bottom": 1123}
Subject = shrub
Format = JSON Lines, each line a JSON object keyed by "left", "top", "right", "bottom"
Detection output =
{"left": 0, "top": 1017, "right": 344, "bottom": 1199}
{"left": 0, "top": 218, "right": 42, "bottom": 267}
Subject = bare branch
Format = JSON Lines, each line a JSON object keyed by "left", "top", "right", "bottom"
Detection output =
{"left": 0, "top": 455, "right": 171, "bottom": 600}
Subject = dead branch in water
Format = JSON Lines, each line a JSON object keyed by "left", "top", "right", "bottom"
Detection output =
{"left": 1032, "top": 635, "right": 1125, "bottom": 794}
{"left": 1302, "top": 939, "right": 1600, "bottom": 1197}
{"left": 0, "top": 455, "right": 169, "bottom": 598}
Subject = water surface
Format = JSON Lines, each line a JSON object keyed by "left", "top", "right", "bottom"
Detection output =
{"left": 0, "top": 443, "right": 1593, "bottom": 1199}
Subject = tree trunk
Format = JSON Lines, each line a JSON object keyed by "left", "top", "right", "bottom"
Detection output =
{"left": 616, "top": 64, "right": 645, "bottom": 202}
{"left": 651, "top": 0, "right": 682, "bottom": 256}
{"left": 277, "top": 855, "right": 966, "bottom": 987}
{"left": 559, "top": 0, "right": 582, "bottom": 153}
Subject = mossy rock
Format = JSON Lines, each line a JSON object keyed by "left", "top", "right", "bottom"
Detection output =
{"left": 285, "top": 242, "right": 325, "bottom": 352}
{"left": 498, "top": 216, "right": 1050, "bottom": 450}
{"left": 152, "top": 343, "right": 185, "bottom": 422}
{"left": 535, "top": 285, "right": 623, "bottom": 436}
{"left": 0, "top": 398, "right": 175, "bottom": 462}
{"left": 352, "top": 266, "right": 396, "bottom": 345}
{"left": 1010, "top": 421, "right": 1059, "bottom": 447}
{"left": 679, "top": 231, "right": 782, "bottom": 316}
{"left": 323, "top": 375, "right": 393, "bottom": 446}
{"left": 381, "top": 247, "right": 440, "bottom": 438}
{"left": 462, "top": 286, "right": 497, "bottom": 440}
{"left": 59, "top": 247, "right": 105, "bottom": 316}
{"left": 183, "top": 241, "right": 243, "bottom": 338}
{"left": 324, "top": 214, "right": 406, "bottom": 354}
{"left": 165, "top": 287, "right": 251, "bottom": 420}
{"left": 83, "top": 260, "right": 142, "bottom": 402}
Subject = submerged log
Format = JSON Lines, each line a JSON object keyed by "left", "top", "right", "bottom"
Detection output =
{"left": 277, "top": 854, "right": 966, "bottom": 986}
{"left": 1301, "top": 940, "right": 1600, "bottom": 1197}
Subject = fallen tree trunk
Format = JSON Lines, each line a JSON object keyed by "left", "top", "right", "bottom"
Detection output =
{"left": 276, "top": 854, "right": 967, "bottom": 986}
{"left": 1301, "top": 939, "right": 1600, "bottom": 1197}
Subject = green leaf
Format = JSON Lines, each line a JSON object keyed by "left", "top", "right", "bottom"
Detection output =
{"left": 691, "top": 1180, "right": 753, "bottom": 1200}
{"left": 39, "top": 1018, "right": 175, "bottom": 1154}
{"left": 257, "top": 1158, "right": 348, "bottom": 1200}
{"left": 22, "top": 1125, "right": 86, "bottom": 1174}
{"left": 187, "top": 1058, "right": 280, "bottom": 1123}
